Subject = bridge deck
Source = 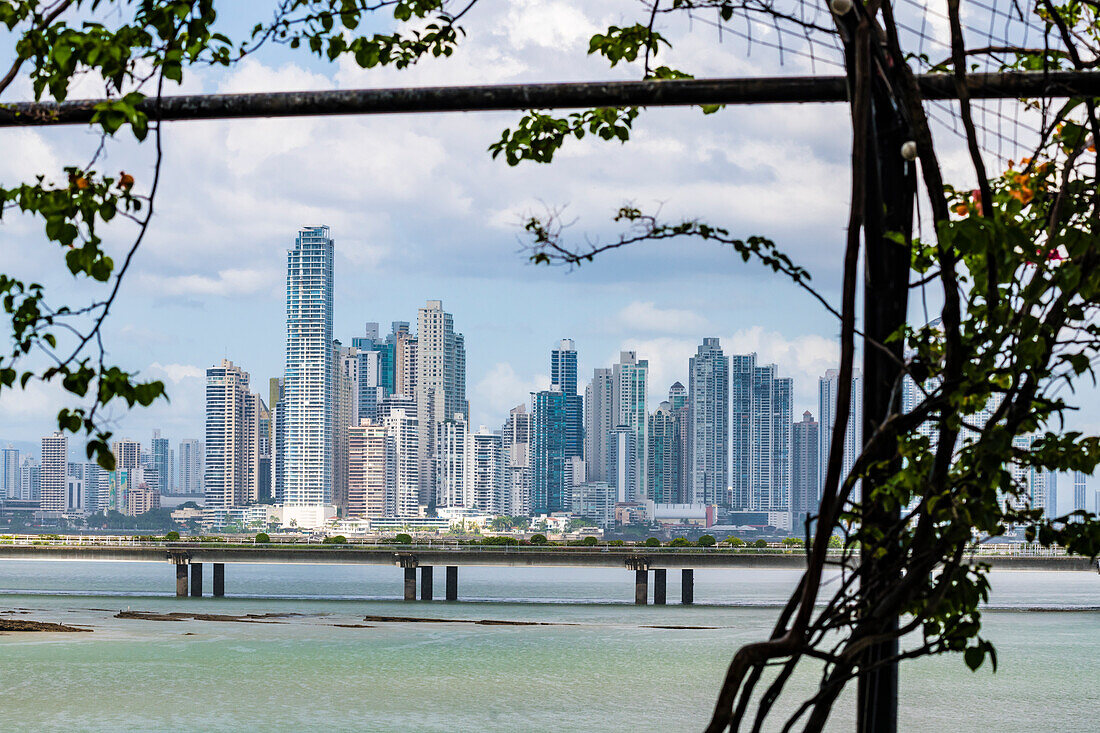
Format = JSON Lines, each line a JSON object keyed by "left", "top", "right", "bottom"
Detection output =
{"left": 0, "top": 544, "right": 1094, "bottom": 571}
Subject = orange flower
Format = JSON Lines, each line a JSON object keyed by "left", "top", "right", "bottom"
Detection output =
{"left": 75, "top": 177, "right": 88, "bottom": 189}
{"left": 118, "top": 172, "right": 134, "bottom": 189}
{"left": 954, "top": 203, "right": 969, "bottom": 215}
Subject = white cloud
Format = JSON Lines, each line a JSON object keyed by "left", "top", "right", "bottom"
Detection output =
{"left": 611, "top": 300, "right": 711, "bottom": 334}
{"left": 148, "top": 363, "right": 204, "bottom": 382}
{"left": 472, "top": 362, "right": 550, "bottom": 427}
{"left": 138, "top": 268, "right": 280, "bottom": 297}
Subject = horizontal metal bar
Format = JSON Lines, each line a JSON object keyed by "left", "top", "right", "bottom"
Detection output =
{"left": 1, "top": 71, "right": 1098, "bottom": 127}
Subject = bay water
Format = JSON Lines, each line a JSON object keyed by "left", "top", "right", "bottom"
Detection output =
{"left": 1, "top": 561, "right": 1098, "bottom": 731}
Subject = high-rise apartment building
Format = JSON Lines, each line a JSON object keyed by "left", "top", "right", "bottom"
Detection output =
{"left": 648, "top": 401, "right": 682, "bottom": 504}
{"left": 177, "top": 439, "right": 204, "bottom": 495}
{"left": 283, "top": 225, "right": 335, "bottom": 508}
{"left": 668, "top": 381, "right": 690, "bottom": 503}
{"left": 501, "top": 404, "right": 533, "bottom": 516}
{"left": 382, "top": 406, "right": 419, "bottom": 517}
{"left": 40, "top": 433, "right": 68, "bottom": 512}
{"left": 611, "top": 351, "right": 648, "bottom": 498}
{"left": 19, "top": 458, "right": 40, "bottom": 501}
{"left": 551, "top": 339, "right": 583, "bottom": 459}
{"left": 151, "top": 430, "right": 171, "bottom": 494}
{"left": 333, "top": 341, "right": 357, "bottom": 513}
{"left": 112, "top": 438, "right": 141, "bottom": 473}
{"left": 584, "top": 367, "right": 613, "bottom": 483}
{"left": 471, "top": 427, "right": 504, "bottom": 513}
{"left": 607, "top": 425, "right": 638, "bottom": 503}
{"left": 531, "top": 387, "right": 566, "bottom": 513}
{"left": 204, "top": 359, "right": 262, "bottom": 512}
{"left": 415, "top": 300, "right": 467, "bottom": 507}
{"left": 435, "top": 413, "right": 470, "bottom": 508}
{"left": 819, "top": 368, "right": 863, "bottom": 497}
{"left": 731, "top": 353, "right": 793, "bottom": 512}
{"left": 347, "top": 419, "right": 387, "bottom": 518}
{"left": 1075, "top": 471, "right": 1088, "bottom": 513}
{"left": 688, "top": 338, "right": 729, "bottom": 505}
{"left": 1, "top": 445, "right": 19, "bottom": 499}
{"left": 791, "top": 411, "right": 820, "bottom": 533}
{"left": 69, "top": 461, "right": 105, "bottom": 513}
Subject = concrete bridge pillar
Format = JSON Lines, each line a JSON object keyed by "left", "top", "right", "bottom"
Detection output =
{"left": 635, "top": 569, "right": 648, "bottom": 605}
{"left": 421, "top": 566, "right": 433, "bottom": 601}
{"left": 446, "top": 566, "right": 458, "bottom": 601}
{"left": 213, "top": 563, "right": 224, "bottom": 597}
{"left": 403, "top": 567, "right": 417, "bottom": 601}
{"left": 190, "top": 563, "right": 203, "bottom": 597}
{"left": 175, "top": 562, "right": 188, "bottom": 597}
{"left": 653, "top": 569, "right": 667, "bottom": 605}
{"left": 681, "top": 569, "right": 694, "bottom": 605}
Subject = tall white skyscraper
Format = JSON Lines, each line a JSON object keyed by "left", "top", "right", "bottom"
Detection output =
{"left": 471, "top": 427, "right": 504, "bottom": 513}
{"left": 283, "top": 226, "right": 335, "bottom": 508}
{"left": 688, "top": 338, "right": 729, "bottom": 505}
{"left": 434, "top": 413, "right": 470, "bottom": 508}
{"left": 611, "top": 351, "right": 648, "bottom": 499}
{"left": 151, "top": 430, "right": 171, "bottom": 494}
{"left": 204, "top": 359, "right": 262, "bottom": 512}
{"left": 383, "top": 406, "right": 419, "bottom": 517}
{"left": 40, "top": 433, "right": 68, "bottom": 512}
{"left": 347, "top": 419, "right": 387, "bottom": 519}
{"left": 112, "top": 438, "right": 141, "bottom": 472}
{"left": 818, "top": 368, "right": 863, "bottom": 496}
{"left": 415, "top": 300, "right": 467, "bottom": 507}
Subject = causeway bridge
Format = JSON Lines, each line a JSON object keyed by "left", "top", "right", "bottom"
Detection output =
{"left": 1, "top": 538, "right": 1095, "bottom": 604}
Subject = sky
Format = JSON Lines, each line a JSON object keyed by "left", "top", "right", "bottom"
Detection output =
{"left": 0, "top": 1, "right": 1096, "bottom": 502}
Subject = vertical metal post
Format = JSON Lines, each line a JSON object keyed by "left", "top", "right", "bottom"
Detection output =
{"left": 213, "top": 563, "right": 225, "bottom": 597}
{"left": 420, "top": 566, "right": 433, "bottom": 601}
{"left": 404, "top": 567, "right": 417, "bottom": 601}
{"left": 446, "top": 566, "right": 458, "bottom": 601}
{"left": 190, "top": 563, "right": 202, "bottom": 597}
{"left": 653, "top": 569, "right": 667, "bottom": 605}
{"left": 175, "top": 562, "right": 187, "bottom": 597}
{"left": 681, "top": 569, "right": 694, "bottom": 605}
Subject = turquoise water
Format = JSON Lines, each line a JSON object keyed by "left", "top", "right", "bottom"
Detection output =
{"left": 1, "top": 562, "right": 1099, "bottom": 732}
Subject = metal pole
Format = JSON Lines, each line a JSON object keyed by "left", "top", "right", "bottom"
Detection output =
{"left": 0, "top": 71, "right": 1098, "bottom": 127}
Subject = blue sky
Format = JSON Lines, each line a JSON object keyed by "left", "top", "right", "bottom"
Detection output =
{"left": 0, "top": 1, "right": 1096, "bottom": 503}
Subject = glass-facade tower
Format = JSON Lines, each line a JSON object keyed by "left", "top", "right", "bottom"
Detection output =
{"left": 283, "top": 226, "right": 335, "bottom": 507}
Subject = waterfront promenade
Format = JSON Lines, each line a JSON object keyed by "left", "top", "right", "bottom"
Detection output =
{"left": 1, "top": 535, "right": 1095, "bottom": 604}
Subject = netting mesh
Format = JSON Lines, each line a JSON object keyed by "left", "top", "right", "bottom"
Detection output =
{"left": 681, "top": 0, "right": 1078, "bottom": 168}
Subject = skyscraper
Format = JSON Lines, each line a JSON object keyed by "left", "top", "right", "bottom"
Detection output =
{"left": 177, "top": 440, "right": 204, "bottom": 495}
{"left": 791, "top": 411, "right": 820, "bottom": 534}
{"left": 40, "top": 432, "right": 67, "bottom": 512}
{"left": 731, "top": 353, "right": 793, "bottom": 512}
{"left": 382, "top": 406, "right": 419, "bottom": 517}
{"left": 612, "top": 351, "right": 648, "bottom": 497}
{"left": 112, "top": 438, "right": 141, "bottom": 472}
{"left": 668, "top": 381, "right": 690, "bottom": 503}
{"left": 283, "top": 225, "right": 335, "bottom": 508}
{"left": 471, "top": 427, "right": 504, "bottom": 513}
{"left": 607, "top": 425, "right": 638, "bottom": 503}
{"left": 416, "top": 300, "right": 467, "bottom": 507}
{"left": 1074, "top": 471, "right": 1088, "bottom": 513}
{"left": 584, "top": 367, "right": 613, "bottom": 483}
{"left": 435, "top": 413, "right": 470, "bottom": 508}
{"left": 819, "top": 368, "right": 863, "bottom": 497}
{"left": 501, "top": 404, "right": 533, "bottom": 516}
{"left": 1, "top": 445, "right": 19, "bottom": 499}
{"left": 688, "top": 338, "right": 729, "bottom": 506}
{"left": 347, "top": 419, "right": 387, "bottom": 518}
{"left": 333, "top": 341, "right": 357, "bottom": 513}
{"left": 531, "top": 387, "right": 566, "bottom": 513}
{"left": 151, "top": 430, "right": 171, "bottom": 494}
{"left": 551, "top": 339, "right": 583, "bottom": 459}
{"left": 648, "top": 401, "right": 682, "bottom": 504}
{"left": 204, "top": 359, "right": 262, "bottom": 512}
